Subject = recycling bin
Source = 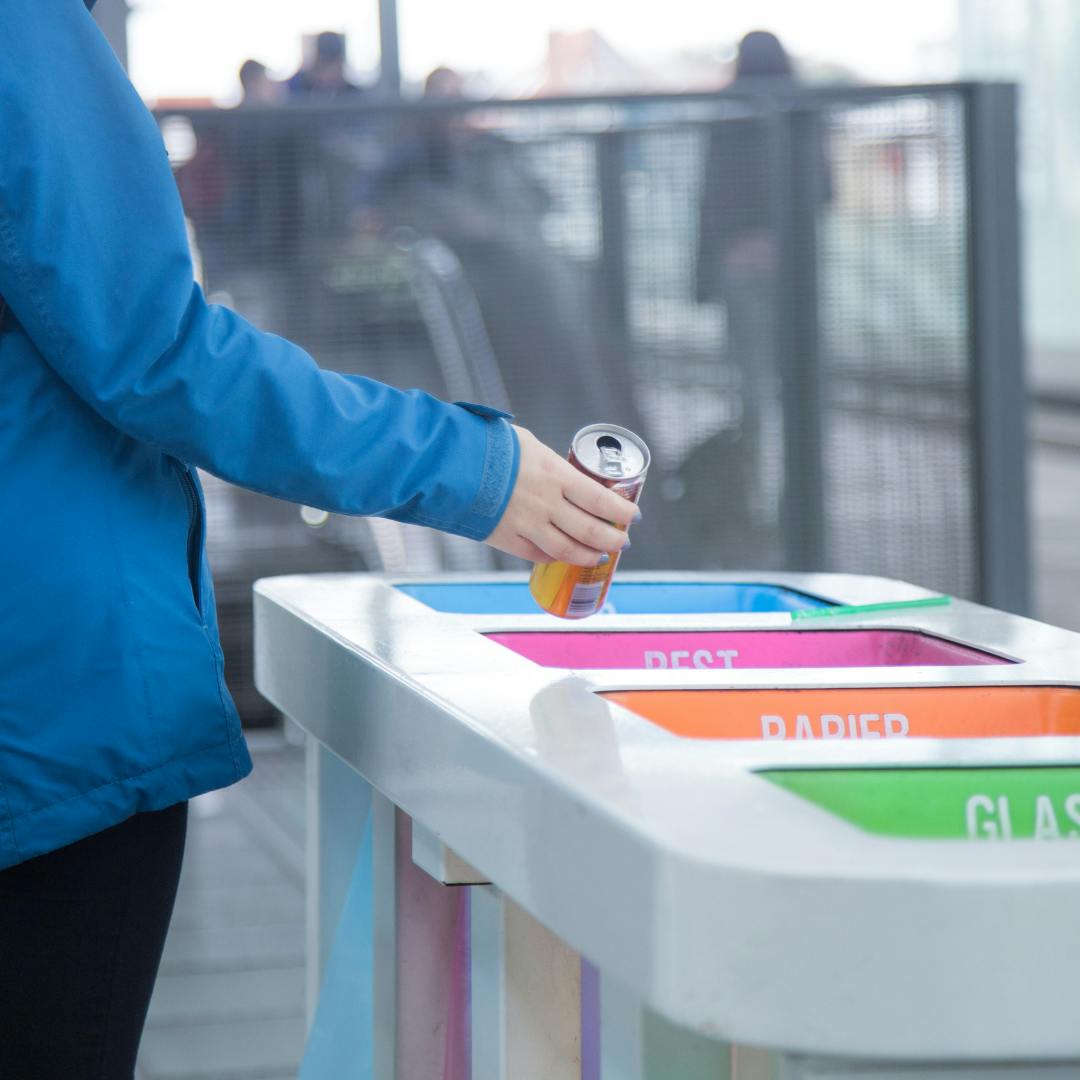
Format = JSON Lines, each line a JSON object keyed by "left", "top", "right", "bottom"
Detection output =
{"left": 254, "top": 571, "right": 1080, "bottom": 1080}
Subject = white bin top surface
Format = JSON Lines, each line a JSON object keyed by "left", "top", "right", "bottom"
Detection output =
{"left": 253, "top": 571, "right": 1080, "bottom": 1060}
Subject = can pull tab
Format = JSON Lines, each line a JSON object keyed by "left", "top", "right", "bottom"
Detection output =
{"left": 596, "top": 434, "right": 624, "bottom": 477}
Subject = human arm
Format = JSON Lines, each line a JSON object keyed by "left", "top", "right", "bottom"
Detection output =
{"left": 0, "top": 0, "right": 638, "bottom": 563}
{"left": 0, "top": 0, "right": 509, "bottom": 539}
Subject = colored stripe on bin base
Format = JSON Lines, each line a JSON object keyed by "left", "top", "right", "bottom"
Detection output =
{"left": 395, "top": 812, "right": 470, "bottom": 1080}
{"left": 300, "top": 815, "right": 375, "bottom": 1080}
{"left": 581, "top": 959, "right": 600, "bottom": 1080}
{"left": 301, "top": 808, "right": 470, "bottom": 1080}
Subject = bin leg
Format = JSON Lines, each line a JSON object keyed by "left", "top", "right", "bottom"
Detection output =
{"left": 470, "top": 885, "right": 582, "bottom": 1080}
{"left": 302, "top": 738, "right": 396, "bottom": 1079}
{"left": 307, "top": 736, "right": 372, "bottom": 1018}
{"left": 598, "top": 971, "right": 645, "bottom": 1080}
{"left": 732, "top": 1046, "right": 777, "bottom": 1079}
{"left": 643, "top": 1009, "right": 732, "bottom": 1078}
{"left": 395, "top": 811, "right": 470, "bottom": 1080}
{"left": 601, "top": 973, "right": 775, "bottom": 1080}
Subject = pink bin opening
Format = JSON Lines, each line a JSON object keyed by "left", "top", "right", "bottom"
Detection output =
{"left": 484, "top": 629, "right": 1011, "bottom": 670}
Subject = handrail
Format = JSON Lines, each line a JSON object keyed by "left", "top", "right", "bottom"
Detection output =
{"left": 152, "top": 81, "right": 1014, "bottom": 120}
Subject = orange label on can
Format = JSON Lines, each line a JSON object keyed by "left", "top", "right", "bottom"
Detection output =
{"left": 530, "top": 554, "right": 621, "bottom": 619}
{"left": 600, "top": 686, "right": 1080, "bottom": 740}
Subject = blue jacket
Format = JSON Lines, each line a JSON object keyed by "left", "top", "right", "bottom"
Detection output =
{"left": 0, "top": 0, "right": 518, "bottom": 868}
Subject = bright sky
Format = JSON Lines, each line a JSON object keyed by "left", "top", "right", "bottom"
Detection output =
{"left": 128, "top": 0, "right": 958, "bottom": 103}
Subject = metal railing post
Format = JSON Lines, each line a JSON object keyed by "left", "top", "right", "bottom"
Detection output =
{"left": 595, "top": 130, "right": 628, "bottom": 334}
{"left": 377, "top": 0, "right": 402, "bottom": 99}
{"left": 965, "top": 83, "right": 1030, "bottom": 613}
{"left": 92, "top": 0, "right": 130, "bottom": 71}
{"left": 774, "top": 100, "right": 827, "bottom": 571}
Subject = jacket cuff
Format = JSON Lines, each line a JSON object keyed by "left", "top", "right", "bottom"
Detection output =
{"left": 449, "top": 404, "right": 519, "bottom": 541}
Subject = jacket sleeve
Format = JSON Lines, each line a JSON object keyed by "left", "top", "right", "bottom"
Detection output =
{"left": 0, "top": 0, "right": 518, "bottom": 540}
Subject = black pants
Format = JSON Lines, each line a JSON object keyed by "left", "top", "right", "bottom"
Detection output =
{"left": 0, "top": 802, "right": 188, "bottom": 1079}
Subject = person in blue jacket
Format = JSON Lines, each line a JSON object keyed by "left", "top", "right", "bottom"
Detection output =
{"left": 0, "top": 2, "right": 637, "bottom": 1075}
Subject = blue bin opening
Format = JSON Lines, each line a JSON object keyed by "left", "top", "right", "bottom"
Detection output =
{"left": 394, "top": 581, "right": 834, "bottom": 615}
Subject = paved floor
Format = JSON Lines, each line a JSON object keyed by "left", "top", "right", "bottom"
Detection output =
{"left": 136, "top": 735, "right": 308, "bottom": 1080}
{"left": 135, "top": 415, "right": 1080, "bottom": 1079}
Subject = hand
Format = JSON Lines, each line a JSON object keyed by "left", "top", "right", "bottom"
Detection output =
{"left": 485, "top": 426, "right": 640, "bottom": 565}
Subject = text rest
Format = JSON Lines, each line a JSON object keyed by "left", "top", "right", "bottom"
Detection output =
{"left": 644, "top": 649, "right": 739, "bottom": 669}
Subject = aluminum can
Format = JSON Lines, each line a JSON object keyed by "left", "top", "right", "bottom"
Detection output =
{"left": 529, "top": 424, "right": 650, "bottom": 619}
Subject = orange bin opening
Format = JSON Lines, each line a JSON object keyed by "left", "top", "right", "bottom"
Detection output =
{"left": 600, "top": 686, "right": 1080, "bottom": 740}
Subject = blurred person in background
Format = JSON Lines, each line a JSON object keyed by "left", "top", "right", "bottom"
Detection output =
{"left": 696, "top": 30, "right": 795, "bottom": 333}
{"left": 729, "top": 28, "right": 794, "bottom": 86}
{"left": 238, "top": 58, "right": 284, "bottom": 106}
{"left": 688, "top": 30, "right": 801, "bottom": 565}
{"left": 368, "top": 65, "right": 469, "bottom": 191}
{"left": 287, "top": 29, "right": 365, "bottom": 99}
{"left": 424, "top": 64, "right": 466, "bottom": 100}
{"left": 0, "top": 2, "right": 639, "bottom": 1077}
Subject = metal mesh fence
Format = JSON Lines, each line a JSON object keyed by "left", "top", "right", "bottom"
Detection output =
{"left": 156, "top": 86, "right": 1021, "bottom": 722}
{"left": 816, "top": 96, "right": 975, "bottom": 595}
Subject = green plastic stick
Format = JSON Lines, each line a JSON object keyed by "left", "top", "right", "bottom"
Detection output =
{"left": 791, "top": 595, "right": 952, "bottom": 621}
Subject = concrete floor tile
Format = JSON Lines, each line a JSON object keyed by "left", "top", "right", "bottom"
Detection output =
{"left": 160, "top": 922, "right": 306, "bottom": 976}
{"left": 138, "top": 1016, "right": 306, "bottom": 1079}
{"left": 168, "top": 882, "right": 304, "bottom": 932}
{"left": 147, "top": 967, "right": 305, "bottom": 1027}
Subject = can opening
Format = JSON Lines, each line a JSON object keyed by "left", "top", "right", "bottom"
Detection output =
{"left": 596, "top": 434, "right": 624, "bottom": 476}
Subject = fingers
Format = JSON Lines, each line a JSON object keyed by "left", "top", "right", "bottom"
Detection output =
{"left": 484, "top": 426, "right": 642, "bottom": 566}
{"left": 527, "top": 522, "right": 611, "bottom": 566}
{"left": 488, "top": 533, "right": 552, "bottom": 563}
{"left": 487, "top": 528, "right": 606, "bottom": 568}
{"left": 561, "top": 465, "right": 640, "bottom": 528}
{"left": 551, "top": 498, "right": 629, "bottom": 555}
{"left": 486, "top": 520, "right": 611, "bottom": 567}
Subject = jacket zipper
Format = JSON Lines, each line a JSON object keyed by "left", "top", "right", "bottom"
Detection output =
{"left": 177, "top": 465, "right": 203, "bottom": 614}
